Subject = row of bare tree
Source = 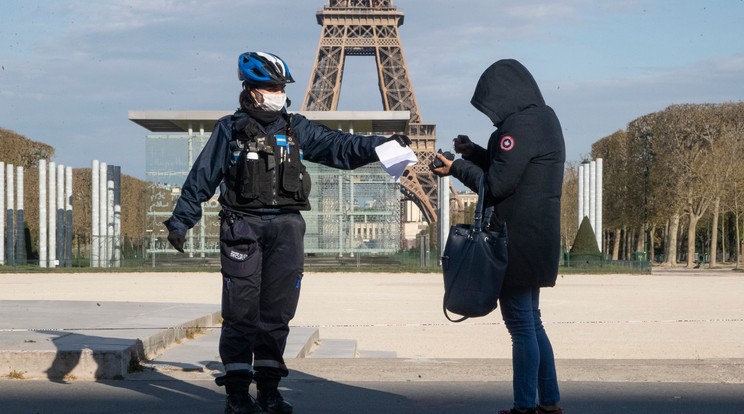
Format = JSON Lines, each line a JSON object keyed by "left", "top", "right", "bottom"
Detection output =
{"left": 561, "top": 103, "right": 744, "bottom": 267}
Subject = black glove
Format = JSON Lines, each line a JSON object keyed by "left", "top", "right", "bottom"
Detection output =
{"left": 167, "top": 230, "right": 186, "bottom": 253}
{"left": 390, "top": 134, "right": 412, "bottom": 147}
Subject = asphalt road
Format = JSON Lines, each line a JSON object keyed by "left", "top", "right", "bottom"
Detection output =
{"left": 2, "top": 375, "right": 743, "bottom": 414}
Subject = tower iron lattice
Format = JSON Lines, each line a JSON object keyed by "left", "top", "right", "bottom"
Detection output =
{"left": 302, "top": 0, "right": 441, "bottom": 223}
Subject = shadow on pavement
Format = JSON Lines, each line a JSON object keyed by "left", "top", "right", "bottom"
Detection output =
{"left": 34, "top": 330, "right": 422, "bottom": 413}
{"left": 38, "top": 329, "right": 225, "bottom": 409}
{"left": 2, "top": 375, "right": 744, "bottom": 413}
{"left": 41, "top": 330, "right": 145, "bottom": 382}
{"left": 15, "top": 331, "right": 744, "bottom": 414}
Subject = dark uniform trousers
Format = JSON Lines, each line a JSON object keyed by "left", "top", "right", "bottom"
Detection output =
{"left": 218, "top": 211, "right": 305, "bottom": 386}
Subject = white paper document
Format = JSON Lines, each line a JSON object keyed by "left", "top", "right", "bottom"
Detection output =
{"left": 374, "top": 140, "right": 418, "bottom": 181}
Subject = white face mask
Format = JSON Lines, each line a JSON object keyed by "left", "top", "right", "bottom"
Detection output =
{"left": 257, "top": 91, "right": 287, "bottom": 112}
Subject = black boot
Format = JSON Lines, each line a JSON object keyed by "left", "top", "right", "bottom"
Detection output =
{"left": 256, "top": 381, "right": 293, "bottom": 414}
{"left": 224, "top": 393, "right": 265, "bottom": 414}
{"left": 216, "top": 371, "right": 265, "bottom": 414}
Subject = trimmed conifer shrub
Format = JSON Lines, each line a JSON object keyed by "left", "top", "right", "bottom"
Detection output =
{"left": 569, "top": 216, "right": 601, "bottom": 265}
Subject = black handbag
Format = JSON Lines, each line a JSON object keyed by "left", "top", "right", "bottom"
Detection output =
{"left": 441, "top": 174, "right": 508, "bottom": 322}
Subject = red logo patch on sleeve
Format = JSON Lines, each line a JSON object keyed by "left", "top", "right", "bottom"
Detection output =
{"left": 499, "top": 135, "right": 515, "bottom": 151}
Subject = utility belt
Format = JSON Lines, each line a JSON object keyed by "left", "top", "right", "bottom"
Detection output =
{"left": 219, "top": 207, "right": 298, "bottom": 225}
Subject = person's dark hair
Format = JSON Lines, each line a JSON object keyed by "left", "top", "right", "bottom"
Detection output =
{"left": 239, "top": 81, "right": 255, "bottom": 111}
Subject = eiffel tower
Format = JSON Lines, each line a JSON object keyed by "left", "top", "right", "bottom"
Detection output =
{"left": 302, "top": 0, "right": 441, "bottom": 223}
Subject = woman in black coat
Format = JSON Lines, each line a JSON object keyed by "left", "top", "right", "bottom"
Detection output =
{"left": 432, "top": 59, "right": 565, "bottom": 414}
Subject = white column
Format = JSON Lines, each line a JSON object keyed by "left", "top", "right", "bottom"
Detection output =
{"left": 99, "top": 162, "right": 107, "bottom": 267}
{"left": 106, "top": 178, "right": 114, "bottom": 266}
{"left": 6, "top": 165, "right": 14, "bottom": 265}
{"left": 113, "top": 204, "right": 121, "bottom": 267}
{"left": 16, "top": 166, "right": 24, "bottom": 265}
{"left": 0, "top": 162, "right": 4, "bottom": 266}
{"left": 56, "top": 164, "right": 64, "bottom": 263}
{"left": 48, "top": 162, "right": 56, "bottom": 268}
{"left": 582, "top": 162, "right": 590, "bottom": 224}
{"left": 439, "top": 176, "right": 450, "bottom": 259}
{"left": 39, "top": 160, "right": 47, "bottom": 268}
{"left": 91, "top": 160, "right": 100, "bottom": 267}
{"left": 596, "top": 158, "right": 604, "bottom": 252}
{"left": 65, "top": 166, "right": 73, "bottom": 267}
{"left": 589, "top": 160, "right": 597, "bottom": 238}
{"left": 16, "top": 167, "right": 24, "bottom": 211}
{"left": 577, "top": 163, "right": 584, "bottom": 226}
{"left": 113, "top": 166, "right": 121, "bottom": 267}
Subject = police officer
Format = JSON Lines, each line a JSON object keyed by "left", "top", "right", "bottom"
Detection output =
{"left": 164, "top": 51, "right": 409, "bottom": 414}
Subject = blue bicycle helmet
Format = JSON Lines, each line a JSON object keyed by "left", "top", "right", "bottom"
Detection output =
{"left": 238, "top": 51, "right": 295, "bottom": 86}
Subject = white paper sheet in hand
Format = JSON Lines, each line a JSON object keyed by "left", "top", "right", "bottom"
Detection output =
{"left": 374, "top": 140, "right": 418, "bottom": 181}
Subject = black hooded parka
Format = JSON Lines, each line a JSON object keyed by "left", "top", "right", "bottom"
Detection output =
{"left": 449, "top": 59, "right": 565, "bottom": 288}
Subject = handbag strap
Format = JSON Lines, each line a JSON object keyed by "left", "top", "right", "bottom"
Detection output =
{"left": 473, "top": 174, "right": 494, "bottom": 232}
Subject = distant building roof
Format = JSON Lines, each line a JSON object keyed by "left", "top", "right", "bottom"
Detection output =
{"left": 128, "top": 110, "right": 410, "bottom": 134}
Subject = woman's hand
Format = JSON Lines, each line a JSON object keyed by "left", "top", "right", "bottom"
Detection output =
{"left": 453, "top": 134, "right": 474, "bottom": 157}
{"left": 430, "top": 152, "right": 454, "bottom": 177}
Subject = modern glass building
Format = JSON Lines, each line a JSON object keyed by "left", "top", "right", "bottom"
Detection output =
{"left": 129, "top": 110, "right": 410, "bottom": 257}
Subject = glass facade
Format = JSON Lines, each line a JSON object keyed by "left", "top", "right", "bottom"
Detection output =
{"left": 144, "top": 132, "right": 401, "bottom": 256}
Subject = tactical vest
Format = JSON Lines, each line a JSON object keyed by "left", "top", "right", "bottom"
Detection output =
{"left": 222, "top": 113, "right": 312, "bottom": 211}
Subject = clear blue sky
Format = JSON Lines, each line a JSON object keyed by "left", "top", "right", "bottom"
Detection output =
{"left": 1, "top": 0, "right": 743, "bottom": 179}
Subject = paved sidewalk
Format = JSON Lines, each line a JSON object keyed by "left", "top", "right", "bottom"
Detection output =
{"left": 1, "top": 268, "right": 743, "bottom": 382}
{"left": 293, "top": 267, "right": 744, "bottom": 361}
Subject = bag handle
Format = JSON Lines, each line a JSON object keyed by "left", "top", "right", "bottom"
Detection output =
{"left": 443, "top": 302, "right": 469, "bottom": 322}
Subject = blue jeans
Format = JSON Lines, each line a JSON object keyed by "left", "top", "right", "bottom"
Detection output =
{"left": 499, "top": 285, "right": 560, "bottom": 410}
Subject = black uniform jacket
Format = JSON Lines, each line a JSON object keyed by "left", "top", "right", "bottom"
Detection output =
{"left": 449, "top": 59, "right": 566, "bottom": 288}
{"left": 165, "top": 110, "right": 388, "bottom": 235}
